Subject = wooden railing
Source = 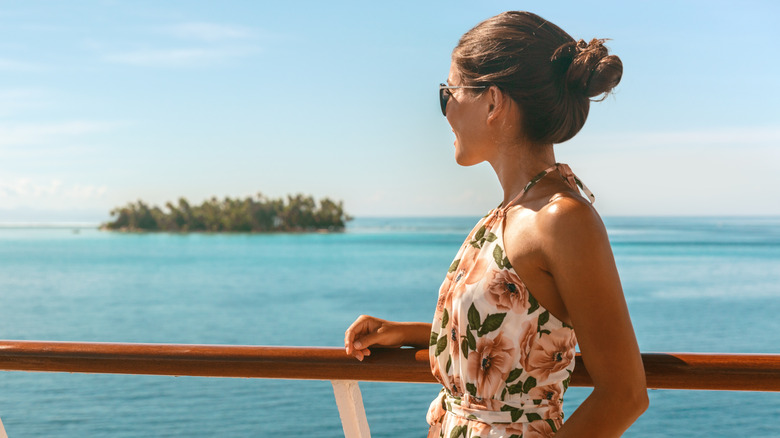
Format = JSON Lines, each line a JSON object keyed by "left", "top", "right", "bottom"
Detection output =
{"left": 1, "top": 341, "right": 778, "bottom": 391}
{"left": 0, "top": 340, "right": 778, "bottom": 437}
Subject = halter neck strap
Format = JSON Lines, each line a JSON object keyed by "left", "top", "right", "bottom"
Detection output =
{"left": 501, "top": 163, "right": 595, "bottom": 211}
{"left": 557, "top": 163, "right": 596, "bottom": 204}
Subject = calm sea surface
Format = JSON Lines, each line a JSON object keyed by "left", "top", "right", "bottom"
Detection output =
{"left": 0, "top": 217, "right": 778, "bottom": 437}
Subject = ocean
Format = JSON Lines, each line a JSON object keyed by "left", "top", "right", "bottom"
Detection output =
{"left": 0, "top": 216, "right": 778, "bottom": 437}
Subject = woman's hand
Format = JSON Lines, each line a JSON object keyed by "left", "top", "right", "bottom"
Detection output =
{"left": 344, "top": 315, "right": 431, "bottom": 361}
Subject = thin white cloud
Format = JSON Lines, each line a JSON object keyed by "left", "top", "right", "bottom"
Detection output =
{"left": 0, "top": 178, "right": 107, "bottom": 201}
{"left": 102, "top": 21, "right": 261, "bottom": 68}
{"left": 165, "top": 22, "right": 256, "bottom": 42}
{"left": 0, "top": 88, "right": 51, "bottom": 116}
{"left": 0, "top": 120, "right": 121, "bottom": 147}
{"left": 64, "top": 183, "right": 108, "bottom": 199}
{"left": 105, "top": 46, "right": 257, "bottom": 67}
{"left": 0, "top": 57, "right": 41, "bottom": 71}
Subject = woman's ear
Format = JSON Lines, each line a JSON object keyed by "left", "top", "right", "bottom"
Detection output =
{"left": 485, "top": 86, "right": 505, "bottom": 124}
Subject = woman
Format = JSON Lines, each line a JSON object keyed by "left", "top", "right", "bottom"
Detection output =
{"left": 345, "top": 11, "right": 648, "bottom": 437}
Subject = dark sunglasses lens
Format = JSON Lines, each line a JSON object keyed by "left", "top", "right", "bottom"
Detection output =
{"left": 439, "top": 86, "right": 448, "bottom": 116}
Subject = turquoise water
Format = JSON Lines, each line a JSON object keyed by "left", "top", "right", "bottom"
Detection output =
{"left": 0, "top": 217, "right": 778, "bottom": 436}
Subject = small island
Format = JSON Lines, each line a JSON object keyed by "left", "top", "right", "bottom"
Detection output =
{"left": 101, "top": 193, "right": 351, "bottom": 232}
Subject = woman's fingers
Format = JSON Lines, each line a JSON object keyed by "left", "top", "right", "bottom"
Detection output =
{"left": 344, "top": 315, "right": 382, "bottom": 357}
{"left": 352, "top": 347, "right": 371, "bottom": 362}
{"left": 344, "top": 315, "right": 368, "bottom": 353}
{"left": 343, "top": 315, "right": 403, "bottom": 360}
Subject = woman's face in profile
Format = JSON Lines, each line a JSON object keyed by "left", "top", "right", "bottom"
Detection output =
{"left": 445, "top": 63, "right": 493, "bottom": 167}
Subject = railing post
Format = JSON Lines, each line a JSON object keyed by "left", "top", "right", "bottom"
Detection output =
{"left": 331, "top": 380, "right": 370, "bottom": 438}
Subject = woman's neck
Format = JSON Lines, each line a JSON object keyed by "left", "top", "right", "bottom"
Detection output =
{"left": 488, "top": 140, "right": 556, "bottom": 207}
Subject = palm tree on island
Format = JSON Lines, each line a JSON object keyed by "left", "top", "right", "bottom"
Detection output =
{"left": 101, "top": 193, "right": 352, "bottom": 232}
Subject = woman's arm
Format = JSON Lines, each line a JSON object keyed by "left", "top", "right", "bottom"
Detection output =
{"left": 540, "top": 198, "right": 648, "bottom": 436}
{"left": 344, "top": 315, "right": 432, "bottom": 360}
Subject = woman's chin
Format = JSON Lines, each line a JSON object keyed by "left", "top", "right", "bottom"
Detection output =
{"left": 454, "top": 152, "right": 478, "bottom": 167}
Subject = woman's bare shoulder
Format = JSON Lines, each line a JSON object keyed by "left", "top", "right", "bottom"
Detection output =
{"left": 536, "top": 191, "right": 608, "bottom": 251}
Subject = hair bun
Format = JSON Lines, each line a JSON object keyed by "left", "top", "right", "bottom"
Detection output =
{"left": 553, "top": 38, "right": 623, "bottom": 100}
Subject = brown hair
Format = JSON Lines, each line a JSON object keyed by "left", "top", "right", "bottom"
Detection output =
{"left": 453, "top": 11, "right": 622, "bottom": 144}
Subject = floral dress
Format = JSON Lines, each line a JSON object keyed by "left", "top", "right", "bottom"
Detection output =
{"left": 427, "top": 163, "right": 594, "bottom": 438}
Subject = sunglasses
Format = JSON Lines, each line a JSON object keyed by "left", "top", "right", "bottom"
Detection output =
{"left": 439, "top": 83, "right": 488, "bottom": 116}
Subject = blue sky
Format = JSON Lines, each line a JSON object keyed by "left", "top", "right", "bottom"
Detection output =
{"left": 0, "top": 0, "right": 778, "bottom": 222}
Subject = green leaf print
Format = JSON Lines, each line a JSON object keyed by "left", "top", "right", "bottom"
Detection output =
{"left": 502, "top": 256, "right": 512, "bottom": 269}
{"left": 538, "top": 310, "right": 550, "bottom": 327}
{"left": 528, "top": 294, "right": 540, "bottom": 314}
{"left": 461, "top": 339, "right": 469, "bottom": 358}
{"left": 429, "top": 331, "right": 438, "bottom": 346}
{"left": 435, "top": 335, "right": 448, "bottom": 356}
{"left": 441, "top": 308, "right": 449, "bottom": 328}
{"left": 505, "top": 368, "right": 522, "bottom": 383}
{"left": 501, "top": 405, "right": 524, "bottom": 422}
{"left": 485, "top": 232, "right": 497, "bottom": 242}
{"left": 467, "top": 303, "right": 481, "bottom": 331}
{"left": 445, "top": 356, "right": 452, "bottom": 373}
{"left": 522, "top": 376, "right": 537, "bottom": 394}
{"left": 448, "top": 259, "right": 460, "bottom": 273}
{"left": 508, "top": 435, "right": 521, "bottom": 438}
{"left": 526, "top": 412, "right": 543, "bottom": 422}
{"left": 478, "top": 313, "right": 506, "bottom": 335}
{"left": 466, "top": 382, "right": 477, "bottom": 397}
{"left": 466, "top": 328, "right": 476, "bottom": 350}
{"left": 492, "top": 245, "right": 505, "bottom": 269}
{"left": 474, "top": 226, "right": 485, "bottom": 241}
{"left": 449, "top": 425, "right": 467, "bottom": 438}
{"left": 507, "top": 382, "right": 523, "bottom": 394}
{"left": 546, "top": 419, "right": 559, "bottom": 432}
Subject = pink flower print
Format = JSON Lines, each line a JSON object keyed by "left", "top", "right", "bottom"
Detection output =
{"left": 518, "top": 319, "right": 538, "bottom": 370}
{"left": 527, "top": 384, "right": 562, "bottom": 404}
{"left": 450, "top": 311, "right": 461, "bottom": 358}
{"left": 484, "top": 268, "right": 530, "bottom": 313}
{"left": 437, "top": 251, "right": 489, "bottom": 312}
{"left": 525, "top": 419, "right": 556, "bottom": 438}
{"left": 545, "top": 403, "right": 564, "bottom": 424}
{"left": 470, "top": 420, "right": 492, "bottom": 436}
{"left": 436, "top": 288, "right": 449, "bottom": 312}
{"left": 425, "top": 422, "right": 441, "bottom": 438}
{"left": 431, "top": 359, "right": 445, "bottom": 385}
{"left": 442, "top": 254, "right": 490, "bottom": 311}
{"left": 436, "top": 264, "right": 458, "bottom": 312}
{"left": 465, "top": 395, "right": 502, "bottom": 412}
{"left": 526, "top": 328, "right": 576, "bottom": 382}
{"left": 528, "top": 384, "right": 564, "bottom": 419}
{"left": 466, "top": 332, "right": 516, "bottom": 398}
{"left": 458, "top": 250, "right": 490, "bottom": 287}
{"left": 426, "top": 392, "right": 446, "bottom": 426}
{"left": 504, "top": 422, "right": 525, "bottom": 436}
{"left": 450, "top": 375, "right": 464, "bottom": 397}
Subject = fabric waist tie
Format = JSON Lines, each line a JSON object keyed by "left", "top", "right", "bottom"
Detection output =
{"left": 434, "top": 390, "right": 553, "bottom": 425}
